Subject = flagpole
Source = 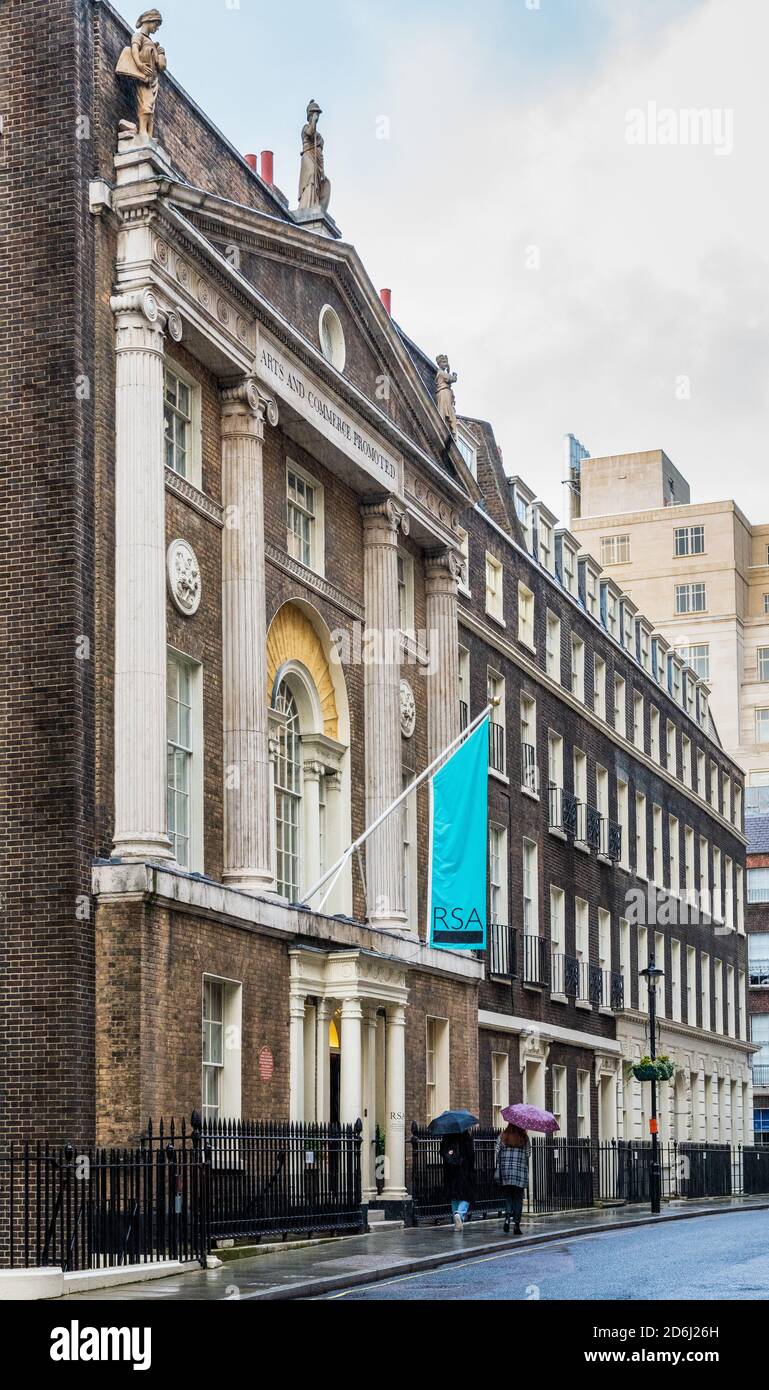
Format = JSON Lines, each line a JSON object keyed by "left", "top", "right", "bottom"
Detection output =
{"left": 299, "top": 701, "right": 496, "bottom": 909}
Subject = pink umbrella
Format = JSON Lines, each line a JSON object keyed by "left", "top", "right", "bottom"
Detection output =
{"left": 501, "top": 1103, "right": 560, "bottom": 1134}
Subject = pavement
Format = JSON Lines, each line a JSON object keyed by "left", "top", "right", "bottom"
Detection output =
{"left": 57, "top": 1195, "right": 769, "bottom": 1302}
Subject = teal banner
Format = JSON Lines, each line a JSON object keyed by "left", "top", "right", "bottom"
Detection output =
{"left": 428, "top": 717, "right": 489, "bottom": 951}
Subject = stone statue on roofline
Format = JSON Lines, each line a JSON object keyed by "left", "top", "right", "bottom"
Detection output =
{"left": 116, "top": 9, "right": 167, "bottom": 144}
{"left": 435, "top": 355, "right": 458, "bottom": 436}
{"left": 298, "top": 101, "right": 332, "bottom": 213}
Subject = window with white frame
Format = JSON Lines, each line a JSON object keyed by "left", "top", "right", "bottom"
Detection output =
{"left": 727, "top": 964, "right": 735, "bottom": 1038}
{"left": 575, "top": 896, "right": 589, "bottom": 966}
{"left": 167, "top": 650, "right": 202, "bottom": 871}
{"left": 724, "top": 855, "right": 734, "bottom": 931}
{"left": 562, "top": 544, "right": 577, "bottom": 596}
{"left": 274, "top": 680, "right": 303, "bottom": 900}
{"left": 700, "top": 836, "right": 711, "bottom": 917}
{"left": 734, "top": 783, "right": 743, "bottom": 829}
{"left": 489, "top": 824, "right": 508, "bottom": 925}
{"left": 426, "top": 1017, "right": 450, "bottom": 1123}
{"left": 202, "top": 977, "right": 242, "bottom": 1123}
{"left": 748, "top": 868, "right": 769, "bottom": 904}
{"left": 598, "top": 907, "right": 611, "bottom": 980}
{"left": 736, "top": 863, "right": 745, "bottom": 931}
{"left": 620, "top": 918, "right": 631, "bottom": 998}
{"left": 604, "top": 589, "right": 618, "bottom": 639}
{"left": 614, "top": 676, "right": 627, "bottom": 739}
{"left": 682, "top": 734, "right": 692, "bottom": 787}
{"left": 701, "top": 952, "right": 711, "bottom": 1032}
{"left": 458, "top": 646, "right": 470, "bottom": 730}
{"left": 635, "top": 792, "right": 647, "bottom": 878}
{"left": 514, "top": 490, "right": 532, "bottom": 550}
{"left": 488, "top": 670, "right": 506, "bottom": 774}
{"left": 758, "top": 647, "right": 769, "bottom": 682}
{"left": 456, "top": 428, "right": 477, "bottom": 477}
{"left": 638, "top": 926, "right": 649, "bottom": 1011}
{"left": 397, "top": 550, "right": 415, "bottom": 635}
{"left": 485, "top": 553, "right": 504, "bottom": 623}
{"left": 639, "top": 626, "right": 651, "bottom": 673}
{"left": 573, "top": 747, "right": 587, "bottom": 808}
{"left": 650, "top": 706, "right": 661, "bottom": 763}
{"left": 670, "top": 660, "right": 682, "bottom": 705}
{"left": 713, "top": 845, "right": 723, "bottom": 922}
{"left": 600, "top": 534, "right": 631, "bottom": 565}
{"left": 686, "top": 945, "right": 697, "bottom": 1025}
{"left": 671, "top": 940, "right": 682, "bottom": 1023}
{"left": 164, "top": 364, "right": 200, "bottom": 483}
{"left": 585, "top": 570, "right": 598, "bottom": 617}
{"left": 593, "top": 655, "right": 606, "bottom": 720}
{"left": 491, "top": 1052, "right": 509, "bottom": 1129}
{"left": 764, "top": 593, "right": 769, "bottom": 616}
{"left": 675, "top": 525, "right": 705, "bottom": 556}
{"left": 546, "top": 610, "right": 562, "bottom": 682}
{"left": 666, "top": 720, "right": 677, "bottom": 774}
{"left": 548, "top": 730, "right": 564, "bottom": 792}
{"left": 721, "top": 773, "right": 731, "bottom": 823}
{"left": 697, "top": 749, "right": 706, "bottom": 797}
{"left": 550, "top": 885, "right": 565, "bottom": 959}
{"left": 710, "top": 759, "right": 719, "bottom": 813}
{"left": 596, "top": 765, "right": 609, "bottom": 845}
{"left": 577, "top": 1070, "right": 591, "bottom": 1139}
{"left": 757, "top": 709, "right": 769, "bottom": 744}
{"left": 571, "top": 635, "right": 585, "bottom": 702}
{"left": 520, "top": 693, "right": 538, "bottom": 794}
{"left": 653, "top": 804, "right": 663, "bottom": 885}
{"left": 518, "top": 581, "right": 535, "bottom": 649}
{"left": 617, "top": 778, "right": 629, "bottom": 870}
{"left": 685, "top": 826, "right": 695, "bottom": 899}
{"left": 669, "top": 815, "right": 680, "bottom": 894}
{"left": 675, "top": 582, "right": 706, "bottom": 614}
{"left": 552, "top": 1065, "right": 567, "bottom": 1137}
{"left": 539, "top": 519, "right": 553, "bottom": 573}
{"left": 523, "top": 838, "right": 539, "bottom": 936}
{"left": 287, "top": 463, "right": 324, "bottom": 574}
{"left": 676, "top": 643, "right": 710, "bottom": 680}
{"left": 632, "top": 689, "right": 643, "bottom": 749}
{"left": 654, "top": 932, "right": 665, "bottom": 1020}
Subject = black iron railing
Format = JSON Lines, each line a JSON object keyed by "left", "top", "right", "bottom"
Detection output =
{"left": 488, "top": 922, "right": 516, "bottom": 979}
{"left": 551, "top": 952, "right": 581, "bottom": 998}
{"left": 488, "top": 720, "right": 505, "bottom": 773}
{"left": 749, "top": 960, "right": 769, "bottom": 987}
{"left": 522, "top": 934, "right": 548, "bottom": 987}
{"left": 549, "top": 955, "right": 623, "bottom": 1009}
{"left": 549, "top": 785, "right": 578, "bottom": 836}
{"left": 752, "top": 1063, "right": 769, "bottom": 1090}
{"left": 604, "top": 968, "right": 625, "bottom": 1010}
{"left": 586, "top": 805, "right": 602, "bottom": 851}
{"left": 599, "top": 818, "right": 622, "bottom": 862}
{"left": 521, "top": 743, "right": 539, "bottom": 795}
{"left": 577, "top": 961, "right": 603, "bottom": 1006}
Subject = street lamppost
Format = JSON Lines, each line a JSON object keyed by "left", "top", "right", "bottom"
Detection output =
{"left": 640, "top": 955, "right": 665, "bottom": 1215}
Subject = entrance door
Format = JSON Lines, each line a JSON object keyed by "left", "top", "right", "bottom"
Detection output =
{"left": 330, "top": 1053, "right": 341, "bottom": 1126}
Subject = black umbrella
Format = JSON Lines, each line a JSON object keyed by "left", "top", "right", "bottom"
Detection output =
{"left": 427, "top": 1109, "right": 479, "bottom": 1136}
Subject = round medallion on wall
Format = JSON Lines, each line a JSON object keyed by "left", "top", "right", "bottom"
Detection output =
{"left": 400, "top": 680, "right": 416, "bottom": 739}
{"left": 167, "top": 539, "right": 202, "bottom": 616}
{"left": 259, "top": 1047, "right": 275, "bottom": 1083}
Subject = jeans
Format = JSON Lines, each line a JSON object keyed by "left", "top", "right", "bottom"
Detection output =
{"left": 502, "top": 1186, "right": 524, "bottom": 1225}
{"left": 451, "top": 1200, "right": 470, "bottom": 1222}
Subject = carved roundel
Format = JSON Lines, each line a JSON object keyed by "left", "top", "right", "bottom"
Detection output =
{"left": 400, "top": 680, "right": 416, "bottom": 739}
{"left": 167, "top": 539, "right": 202, "bottom": 617}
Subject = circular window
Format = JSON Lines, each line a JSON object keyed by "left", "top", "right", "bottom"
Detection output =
{"left": 319, "top": 304, "right": 346, "bottom": 372}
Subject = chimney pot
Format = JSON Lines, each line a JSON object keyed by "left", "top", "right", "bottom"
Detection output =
{"left": 380, "top": 288, "right": 392, "bottom": 316}
{"left": 260, "top": 150, "right": 274, "bottom": 186}
{"left": 245, "top": 153, "right": 258, "bottom": 172}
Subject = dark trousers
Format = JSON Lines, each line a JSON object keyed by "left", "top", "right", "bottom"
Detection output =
{"left": 502, "top": 1185, "right": 525, "bottom": 1225}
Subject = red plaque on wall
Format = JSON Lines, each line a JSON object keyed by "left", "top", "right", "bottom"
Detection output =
{"left": 259, "top": 1046, "right": 274, "bottom": 1082}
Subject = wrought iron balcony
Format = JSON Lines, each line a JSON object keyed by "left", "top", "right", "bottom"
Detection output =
{"left": 603, "top": 968, "right": 625, "bottom": 1010}
{"left": 599, "top": 817, "right": 622, "bottom": 862}
{"left": 549, "top": 784, "right": 578, "bottom": 836}
{"left": 521, "top": 742, "right": 539, "bottom": 795}
{"left": 522, "top": 933, "right": 548, "bottom": 987}
{"left": 752, "top": 1063, "right": 769, "bottom": 1090}
{"left": 578, "top": 960, "right": 604, "bottom": 1005}
{"left": 550, "top": 955, "right": 624, "bottom": 1009}
{"left": 488, "top": 922, "right": 516, "bottom": 980}
{"left": 488, "top": 720, "right": 505, "bottom": 774}
{"left": 575, "top": 801, "right": 602, "bottom": 850}
{"left": 551, "top": 952, "right": 580, "bottom": 997}
{"left": 750, "top": 960, "right": 769, "bottom": 987}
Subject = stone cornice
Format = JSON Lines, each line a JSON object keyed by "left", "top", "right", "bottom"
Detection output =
{"left": 458, "top": 606, "right": 748, "bottom": 849}
{"left": 616, "top": 1006, "right": 758, "bottom": 1056}
{"left": 165, "top": 469, "right": 224, "bottom": 528}
{"left": 91, "top": 861, "right": 484, "bottom": 985}
{"left": 265, "top": 543, "right": 365, "bottom": 621}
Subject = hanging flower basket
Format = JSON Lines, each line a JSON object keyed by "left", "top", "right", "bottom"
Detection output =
{"left": 632, "top": 1056, "right": 676, "bottom": 1083}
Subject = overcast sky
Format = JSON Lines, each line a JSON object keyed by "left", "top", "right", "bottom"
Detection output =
{"left": 127, "top": 0, "right": 768, "bottom": 523}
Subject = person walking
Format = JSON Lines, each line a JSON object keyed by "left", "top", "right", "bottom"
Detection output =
{"left": 440, "top": 1129, "right": 475, "bottom": 1231}
{"left": 495, "top": 1123, "right": 530, "bottom": 1235}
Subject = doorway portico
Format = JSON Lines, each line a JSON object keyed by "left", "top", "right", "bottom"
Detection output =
{"left": 289, "top": 947, "right": 409, "bottom": 1201}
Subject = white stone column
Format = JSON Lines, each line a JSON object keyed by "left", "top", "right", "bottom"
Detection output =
{"left": 383, "top": 1004, "right": 407, "bottom": 1199}
{"left": 302, "top": 759, "right": 324, "bottom": 898}
{"left": 362, "top": 1007, "right": 379, "bottom": 1198}
{"left": 316, "top": 1000, "right": 332, "bottom": 1122}
{"left": 289, "top": 993, "right": 306, "bottom": 1122}
{"left": 361, "top": 499, "right": 409, "bottom": 933}
{"left": 111, "top": 289, "right": 181, "bottom": 862}
{"left": 303, "top": 1003, "right": 317, "bottom": 1121}
{"left": 425, "top": 549, "right": 462, "bottom": 762}
{"left": 221, "top": 378, "right": 278, "bottom": 892}
{"left": 340, "top": 998, "right": 363, "bottom": 1126}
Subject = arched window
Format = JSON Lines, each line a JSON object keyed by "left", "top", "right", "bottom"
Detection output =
{"left": 274, "top": 681, "right": 302, "bottom": 900}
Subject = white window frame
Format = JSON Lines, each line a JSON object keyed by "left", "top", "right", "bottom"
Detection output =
{"left": 489, "top": 823, "right": 508, "bottom": 925}
{"left": 426, "top": 1017, "right": 450, "bottom": 1123}
{"left": 397, "top": 548, "right": 415, "bottom": 636}
{"left": 491, "top": 1052, "right": 509, "bottom": 1129}
{"left": 518, "top": 581, "right": 536, "bottom": 650}
{"left": 164, "top": 360, "right": 202, "bottom": 487}
{"left": 202, "top": 975, "right": 242, "bottom": 1122}
{"left": 593, "top": 654, "right": 606, "bottom": 720}
{"left": 571, "top": 635, "right": 585, "bottom": 703}
{"left": 600, "top": 534, "right": 631, "bottom": 566}
{"left": 485, "top": 553, "right": 504, "bottom": 624}
{"left": 167, "top": 648, "right": 204, "bottom": 872}
{"left": 287, "top": 459, "right": 325, "bottom": 576}
{"left": 546, "top": 610, "right": 562, "bottom": 683}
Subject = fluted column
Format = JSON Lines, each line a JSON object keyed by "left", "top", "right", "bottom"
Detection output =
{"left": 361, "top": 499, "right": 409, "bottom": 933}
{"left": 289, "top": 992, "right": 306, "bottom": 1122}
{"left": 221, "top": 378, "right": 278, "bottom": 892}
{"left": 362, "top": 1006, "right": 379, "bottom": 1198}
{"left": 340, "top": 998, "right": 363, "bottom": 1125}
{"left": 383, "top": 1004, "right": 407, "bottom": 1199}
{"left": 425, "top": 548, "right": 462, "bottom": 762}
{"left": 111, "top": 289, "right": 181, "bottom": 862}
{"left": 316, "top": 999, "right": 332, "bottom": 1122}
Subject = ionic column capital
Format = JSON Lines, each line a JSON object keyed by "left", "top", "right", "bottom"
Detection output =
{"left": 110, "top": 288, "right": 183, "bottom": 343}
{"left": 221, "top": 376, "right": 279, "bottom": 437}
{"left": 425, "top": 546, "right": 463, "bottom": 594}
{"left": 361, "top": 497, "right": 410, "bottom": 545}
{"left": 340, "top": 997, "right": 364, "bottom": 1021}
{"left": 387, "top": 1003, "right": 407, "bottom": 1029}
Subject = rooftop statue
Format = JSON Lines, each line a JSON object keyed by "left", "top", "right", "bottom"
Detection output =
{"left": 298, "top": 101, "right": 331, "bottom": 213}
{"left": 435, "top": 355, "right": 458, "bottom": 436}
{"left": 116, "top": 10, "right": 167, "bottom": 143}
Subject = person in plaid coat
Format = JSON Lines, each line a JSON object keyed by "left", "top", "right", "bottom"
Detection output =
{"left": 495, "top": 1124, "right": 531, "bottom": 1235}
